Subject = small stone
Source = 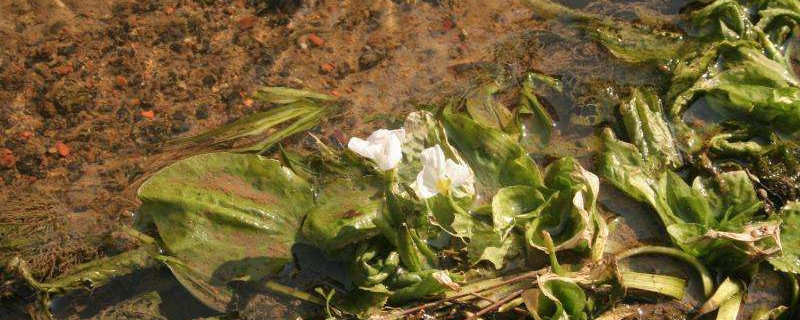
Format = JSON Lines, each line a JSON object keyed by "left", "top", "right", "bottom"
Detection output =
{"left": 116, "top": 75, "right": 128, "bottom": 87}
{"left": 195, "top": 105, "right": 209, "bottom": 119}
{"left": 141, "top": 110, "right": 155, "bottom": 119}
{"left": 16, "top": 154, "right": 42, "bottom": 177}
{"left": 238, "top": 15, "right": 258, "bottom": 30}
{"left": 55, "top": 141, "right": 70, "bottom": 157}
{"left": 358, "top": 51, "right": 383, "bottom": 70}
{"left": 0, "top": 149, "right": 15, "bottom": 168}
{"left": 307, "top": 33, "right": 325, "bottom": 47}
{"left": 320, "top": 62, "right": 335, "bottom": 73}
{"left": 54, "top": 64, "right": 73, "bottom": 75}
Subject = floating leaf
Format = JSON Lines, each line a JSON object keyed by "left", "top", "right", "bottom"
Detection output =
{"left": 301, "top": 178, "right": 383, "bottom": 255}
{"left": 137, "top": 152, "right": 316, "bottom": 311}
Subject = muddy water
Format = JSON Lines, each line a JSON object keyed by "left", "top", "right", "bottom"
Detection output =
{"left": 0, "top": 0, "right": 793, "bottom": 319}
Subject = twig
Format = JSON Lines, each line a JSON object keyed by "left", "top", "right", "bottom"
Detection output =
{"left": 464, "top": 289, "right": 525, "bottom": 320}
{"left": 398, "top": 269, "right": 542, "bottom": 316}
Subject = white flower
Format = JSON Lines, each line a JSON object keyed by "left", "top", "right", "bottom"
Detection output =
{"left": 347, "top": 128, "right": 406, "bottom": 171}
{"left": 416, "top": 145, "right": 474, "bottom": 199}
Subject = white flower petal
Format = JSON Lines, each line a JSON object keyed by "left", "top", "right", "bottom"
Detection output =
{"left": 444, "top": 159, "right": 474, "bottom": 189}
{"left": 348, "top": 128, "right": 406, "bottom": 171}
{"left": 376, "top": 132, "right": 404, "bottom": 170}
{"left": 420, "top": 145, "right": 447, "bottom": 173}
{"left": 416, "top": 167, "right": 441, "bottom": 199}
{"left": 347, "top": 137, "right": 376, "bottom": 159}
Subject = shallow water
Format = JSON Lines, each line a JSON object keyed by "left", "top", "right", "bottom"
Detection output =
{"left": 3, "top": 0, "right": 796, "bottom": 319}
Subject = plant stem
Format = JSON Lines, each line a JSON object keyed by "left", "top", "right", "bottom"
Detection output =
{"left": 398, "top": 269, "right": 544, "bottom": 316}
{"left": 259, "top": 280, "right": 326, "bottom": 306}
{"left": 616, "top": 245, "right": 714, "bottom": 298}
{"left": 446, "top": 190, "right": 470, "bottom": 217}
{"left": 542, "top": 231, "right": 565, "bottom": 276}
{"left": 464, "top": 289, "right": 525, "bottom": 320}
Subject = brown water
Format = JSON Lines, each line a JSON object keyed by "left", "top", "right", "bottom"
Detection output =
{"left": 0, "top": 0, "right": 793, "bottom": 319}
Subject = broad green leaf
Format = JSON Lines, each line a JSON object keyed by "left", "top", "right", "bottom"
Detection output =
{"left": 585, "top": 22, "right": 685, "bottom": 64}
{"left": 465, "top": 81, "right": 515, "bottom": 132}
{"left": 524, "top": 274, "right": 588, "bottom": 320}
{"left": 769, "top": 201, "right": 800, "bottom": 274}
{"left": 526, "top": 157, "right": 598, "bottom": 253}
{"left": 443, "top": 111, "right": 542, "bottom": 198}
{"left": 137, "top": 152, "right": 316, "bottom": 311}
{"left": 619, "top": 87, "right": 682, "bottom": 168}
{"left": 336, "top": 285, "right": 390, "bottom": 318}
{"left": 518, "top": 73, "right": 556, "bottom": 148}
{"left": 388, "top": 269, "right": 460, "bottom": 304}
{"left": 492, "top": 186, "right": 550, "bottom": 239}
{"left": 301, "top": 178, "right": 382, "bottom": 255}
{"left": 468, "top": 219, "right": 522, "bottom": 269}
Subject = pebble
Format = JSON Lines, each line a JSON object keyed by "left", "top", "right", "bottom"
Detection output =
{"left": 116, "top": 76, "right": 128, "bottom": 87}
{"left": 141, "top": 110, "right": 155, "bottom": 119}
{"left": 55, "top": 141, "right": 71, "bottom": 157}
{"left": 195, "top": 105, "right": 209, "bottom": 119}
{"left": 0, "top": 149, "right": 15, "bottom": 168}
{"left": 320, "top": 62, "right": 335, "bottom": 73}
{"left": 308, "top": 33, "right": 325, "bottom": 47}
{"left": 54, "top": 64, "right": 73, "bottom": 76}
{"left": 358, "top": 51, "right": 383, "bottom": 70}
{"left": 238, "top": 15, "right": 258, "bottom": 30}
{"left": 16, "top": 154, "right": 42, "bottom": 177}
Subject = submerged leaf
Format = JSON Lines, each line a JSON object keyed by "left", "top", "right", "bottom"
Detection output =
{"left": 137, "top": 152, "right": 316, "bottom": 311}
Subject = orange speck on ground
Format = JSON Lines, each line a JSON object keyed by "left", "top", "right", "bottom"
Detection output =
{"left": 55, "top": 142, "right": 70, "bottom": 157}
{"left": 308, "top": 33, "right": 325, "bottom": 47}
{"left": 141, "top": 110, "right": 155, "bottom": 119}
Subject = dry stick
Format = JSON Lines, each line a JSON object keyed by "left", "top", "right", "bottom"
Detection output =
{"left": 398, "top": 270, "right": 542, "bottom": 316}
{"left": 467, "top": 292, "right": 528, "bottom": 315}
{"left": 464, "top": 289, "right": 526, "bottom": 320}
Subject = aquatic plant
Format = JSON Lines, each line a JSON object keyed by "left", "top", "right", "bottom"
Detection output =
{"left": 7, "top": 0, "right": 800, "bottom": 319}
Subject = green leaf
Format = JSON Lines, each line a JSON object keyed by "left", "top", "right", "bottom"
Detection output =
{"left": 468, "top": 219, "right": 522, "bottom": 269}
{"left": 492, "top": 186, "right": 550, "bottom": 239}
{"left": 524, "top": 274, "right": 588, "bottom": 320}
{"left": 619, "top": 87, "right": 682, "bottom": 169}
{"left": 301, "top": 178, "right": 382, "bottom": 255}
{"left": 518, "top": 73, "right": 556, "bottom": 147}
{"left": 137, "top": 152, "right": 316, "bottom": 311}
{"left": 465, "top": 81, "right": 515, "bottom": 132}
{"left": 388, "top": 269, "right": 461, "bottom": 304}
{"left": 526, "top": 157, "right": 599, "bottom": 253}
{"left": 175, "top": 94, "right": 330, "bottom": 152}
{"left": 443, "top": 111, "right": 542, "bottom": 197}
{"left": 769, "top": 201, "right": 800, "bottom": 274}
{"left": 11, "top": 246, "right": 159, "bottom": 295}
{"left": 252, "top": 86, "right": 334, "bottom": 104}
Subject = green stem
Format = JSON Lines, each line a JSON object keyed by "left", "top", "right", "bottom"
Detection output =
{"left": 781, "top": 272, "right": 798, "bottom": 320}
{"left": 542, "top": 231, "right": 565, "bottom": 276}
{"left": 616, "top": 246, "right": 714, "bottom": 298}
{"left": 446, "top": 190, "right": 470, "bottom": 216}
{"left": 259, "top": 280, "right": 326, "bottom": 306}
